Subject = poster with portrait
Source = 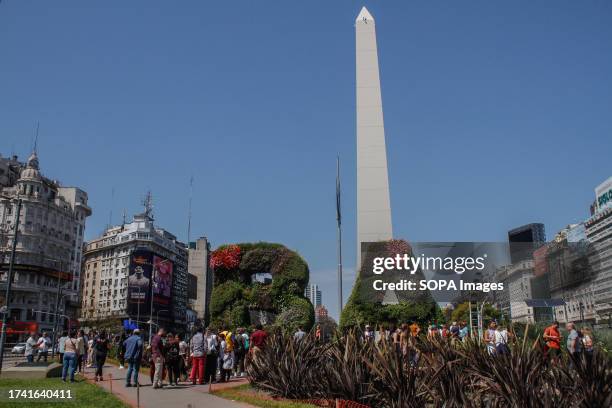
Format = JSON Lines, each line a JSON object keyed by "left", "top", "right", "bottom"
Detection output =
{"left": 152, "top": 255, "right": 173, "bottom": 310}
{"left": 128, "top": 250, "right": 153, "bottom": 315}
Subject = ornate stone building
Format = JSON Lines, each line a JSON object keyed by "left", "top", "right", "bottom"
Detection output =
{"left": 0, "top": 152, "right": 91, "bottom": 335}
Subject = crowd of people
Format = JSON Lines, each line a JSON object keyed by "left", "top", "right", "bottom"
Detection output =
{"left": 117, "top": 323, "right": 269, "bottom": 388}
{"left": 20, "top": 323, "right": 274, "bottom": 388}
{"left": 24, "top": 321, "right": 342, "bottom": 386}
{"left": 23, "top": 324, "right": 271, "bottom": 387}
{"left": 24, "top": 328, "right": 109, "bottom": 382}
{"left": 360, "top": 319, "right": 598, "bottom": 364}
{"left": 21, "top": 317, "right": 599, "bottom": 388}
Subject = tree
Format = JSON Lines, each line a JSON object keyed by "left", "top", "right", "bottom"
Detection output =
{"left": 451, "top": 302, "right": 501, "bottom": 325}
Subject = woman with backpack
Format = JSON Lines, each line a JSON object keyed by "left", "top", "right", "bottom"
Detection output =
{"left": 165, "top": 332, "right": 180, "bottom": 386}
{"left": 204, "top": 328, "right": 218, "bottom": 383}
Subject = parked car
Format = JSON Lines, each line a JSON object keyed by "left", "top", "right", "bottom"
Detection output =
{"left": 11, "top": 343, "right": 27, "bottom": 354}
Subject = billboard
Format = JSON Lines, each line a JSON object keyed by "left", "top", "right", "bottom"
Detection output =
{"left": 127, "top": 250, "right": 153, "bottom": 316}
{"left": 152, "top": 255, "right": 173, "bottom": 309}
{"left": 128, "top": 250, "right": 174, "bottom": 316}
{"left": 595, "top": 176, "right": 612, "bottom": 214}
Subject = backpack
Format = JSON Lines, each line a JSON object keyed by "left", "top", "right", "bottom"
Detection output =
{"left": 166, "top": 343, "right": 179, "bottom": 361}
{"left": 234, "top": 334, "right": 244, "bottom": 353}
{"left": 207, "top": 336, "right": 218, "bottom": 354}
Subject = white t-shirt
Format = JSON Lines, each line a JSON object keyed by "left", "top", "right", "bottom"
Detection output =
{"left": 37, "top": 336, "right": 51, "bottom": 352}
{"left": 206, "top": 335, "right": 218, "bottom": 353}
{"left": 25, "top": 337, "right": 37, "bottom": 356}
{"left": 494, "top": 329, "right": 508, "bottom": 346}
{"left": 58, "top": 336, "right": 68, "bottom": 353}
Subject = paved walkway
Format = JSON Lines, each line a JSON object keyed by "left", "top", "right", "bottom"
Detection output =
{"left": 80, "top": 362, "right": 252, "bottom": 408}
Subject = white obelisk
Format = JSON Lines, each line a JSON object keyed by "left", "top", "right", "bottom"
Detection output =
{"left": 356, "top": 6, "right": 393, "bottom": 269}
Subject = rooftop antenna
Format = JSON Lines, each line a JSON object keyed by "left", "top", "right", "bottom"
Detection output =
{"left": 108, "top": 187, "right": 115, "bottom": 228}
{"left": 33, "top": 121, "right": 39, "bottom": 153}
{"left": 122, "top": 209, "right": 127, "bottom": 225}
{"left": 142, "top": 190, "right": 154, "bottom": 220}
{"left": 187, "top": 175, "right": 194, "bottom": 244}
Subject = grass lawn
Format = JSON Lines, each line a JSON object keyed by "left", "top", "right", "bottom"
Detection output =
{"left": 0, "top": 377, "right": 128, "bottom": 407}
{"left": 212, "top": 384, "right": 317, "bottom": 408}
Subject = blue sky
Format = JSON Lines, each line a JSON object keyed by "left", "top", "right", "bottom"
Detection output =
{"left": 1, "top": 1, "right": 611, "bottom": 320}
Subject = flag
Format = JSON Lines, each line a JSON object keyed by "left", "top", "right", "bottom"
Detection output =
{"left": 336, "top": 156, "right": 341, "bottom": 227}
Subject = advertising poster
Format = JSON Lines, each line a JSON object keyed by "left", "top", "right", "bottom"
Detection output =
{"left": 152, "top": 255, "right": 173, "bottom": 311}
{"left": 127, "top": 250, "right": 152, "bottom": 316}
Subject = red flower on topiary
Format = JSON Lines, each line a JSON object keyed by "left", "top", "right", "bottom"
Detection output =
{"left": 210, "top": 244, "right": 241, "bottom": 270}
{"left": 386, "top": 239, "right": 412, "bottom": 257}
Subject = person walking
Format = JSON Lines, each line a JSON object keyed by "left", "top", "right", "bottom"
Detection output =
{"left": 177, "top": 334, "right": 189, "bottom": 382}
{"left": 36, "top": 331, "right": 51, "bottom": 362}
{"left": 294, "top": 326, "right": 306, "bottom": 342}
{"left": 450, "top": 322, "right": 460, "bottom": 339}
{"left": 57, "top": 331, "right": 68, "bottom": 363}
{"left": 93, "top": 331, "right": 110, "bottom": 382}
{"left": 204, "top": 328, "right": 218, "bottom": 384}
{"left": 494, "top": 324, "right": 511, "bottom": 355}
{"left": 219, "top": 333, "right": 233, "bottom": 382}
{"left": 151, "top": 327, "right": 166, "bottom": 389}
{"left": 86, "top": 332, "right": 95, "bottom": 368}
{"left": 363, "top": 325, "right": 374, "bottom": 343}
{"left": 117, "top": 332, "right": 127, "bottom": 369}
{"left": 250, "top": 324, "right": 267, "bottom": 353}
{"left": 233, "top": 328, "right": 246, "bottom": 377}
{"left": 543, "top": 321, "right": 561, "bottom": 364}
{"left": 189, "top": 327, "right": 207, "bottom": 385}
{"left": 123, "top": 329, "right": 144, "bottom": 387}
{"left": 25, "top": 331, "right": 38, "bottom": 363}
{"left": 581, "top": 327, "right": 594, "bottom": 371}
{"left": 76, "top": 330, "right": 86, "bottom": 373}
{"left": 61, "top": 330, "right": 79, "bottom": 383}
{"left": 566, "top": 322, "right": 582, "bottom": 366}
{"left": 459, "top": 322, "right": 469, "bottom": 342}
{"left": 485, "top": 321, "right": 497, "bottom": 355}
{"left": 165, "top": 332, "right": 180, "bottom": 386}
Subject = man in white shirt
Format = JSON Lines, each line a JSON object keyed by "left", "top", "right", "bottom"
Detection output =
{"left": 293, "top": 326, "right": 306, "bottom": 341}
{"left": 25, "top": 332, "right": 38, "bottom": 363}
{"left": 57, "top": 331, "right": 68, "bottom": 362}
{"left": 36, "top": 331, "right": 51, "bottom": 362}
{"left": 494, "top": 325, "right": 512, "bottom": 355}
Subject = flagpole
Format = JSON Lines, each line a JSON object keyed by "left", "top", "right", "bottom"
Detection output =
{"left": 336, "top": 155, "right": 343, "bottom": 317}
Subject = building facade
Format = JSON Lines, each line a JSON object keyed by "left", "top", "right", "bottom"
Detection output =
{"left": 187, "top": 236, "right": 212, "bottom": 324}
{"left": 495, "top": 260, "right": 536, "bottom": 323}
{"left": 315, "top": 305, "right": 328, "bottom": 323}
{"left": 0, "top": 152, "right": 91, "bottom": 337}
{"left": 508, "top": 223, "right": 546, "bottom": 264}
{"left": 550, "top": 178, "right": 612, "bottom": 326}
{"left": 585, "top": 178, "right": 612, "bottom": 324}
{"left": 80, "top": 208, "right": 188, "bottom": 332}
{"left": 305, "top": 283, "right": 322, "bottom": 308}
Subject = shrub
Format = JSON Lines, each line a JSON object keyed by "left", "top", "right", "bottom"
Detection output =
{"left": 209, "top": 242, "right": 314, "bottom": 330}
{"left": 247, "top": 327, "right": 612, "bottom": 407}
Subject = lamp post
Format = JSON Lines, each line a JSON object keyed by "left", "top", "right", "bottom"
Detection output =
{"left": 50, "top": 261, "right": 65, "bottom": 360}
{"left": 0, "top": 198, "right": 22, "bottom": 376}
